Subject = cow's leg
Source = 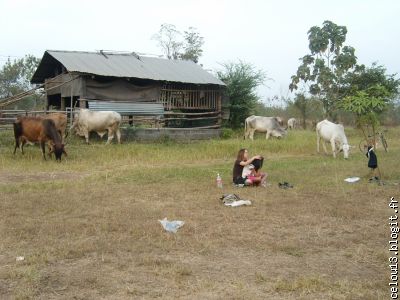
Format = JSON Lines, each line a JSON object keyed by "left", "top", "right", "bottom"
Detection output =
{"left": 316, "top": 131, "right": 321, "bottom": 153}
{"left": 321, "top": 141, "right": 328, "bottom": 155}
{"left": 249, "top": 129, "right": 255, "bottom": 140}
{"left": 330, "top": 138, "right": 337, "bottom": 158}
{"left": 84, "top": 130, "right": 90, "bottom": 144}
{"left": 40, "top": 141, "right": 47, "bottom": 160}
{"left": 245, "top": 125, "right": 251, "bottom": 140}
{"left": 20, "top": 139, "right": 26, "bottom": 154}
{"left": 266, "top": 131, "right": 271, "bottom": 140}
{"left": 13, "top": 137, "right": 20, "bottom": 155}
{"left": 47, "top": 141, "right": 53, "bottom": 159}
{"left": 116, "top": 128, "right": 121, "bottom": 144}
{"left": 106, "top": 128, "right": 114, "bottom": 145}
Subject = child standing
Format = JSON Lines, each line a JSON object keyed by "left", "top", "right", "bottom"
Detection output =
{"left": 366, "top": 145, "right": 379, "bottom": 181}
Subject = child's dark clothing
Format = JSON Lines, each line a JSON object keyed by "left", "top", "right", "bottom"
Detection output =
{"left": 366, "top": 146, "right": 377, "bottom": 169}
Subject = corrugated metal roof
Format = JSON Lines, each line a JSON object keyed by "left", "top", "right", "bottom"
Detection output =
{"left": 38, "top": 50, "right": 225, "bottom": 86}
{"left": 88, "top": 101, "right": 164, "bottom": 116}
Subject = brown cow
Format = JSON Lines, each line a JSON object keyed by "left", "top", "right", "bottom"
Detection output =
{"left": 41, "top": 113, "right": 68, "bottom": 143}
{"left": 13, "top": 117, "right": 67, "bottom": 161}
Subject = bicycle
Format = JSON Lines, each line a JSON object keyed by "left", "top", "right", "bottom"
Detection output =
{"left": 359, "top": 130, "right": 388, "bottom": 153}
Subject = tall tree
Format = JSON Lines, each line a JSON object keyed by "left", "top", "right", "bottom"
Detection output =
{"left": 0, "top": 55, "right": 42, "bottom": 109}
{"left": 180, "top": 27, "right": 204, "bottom": 63}
{"left": 217, "top": 61, "right": 266, "bottom": 128}
{"left": 152, "top": 23, "right": 183, "bottom": 60}
{"left": 292, "top": 93, "right": 308, "bottom": 129}
{"left": 344, "top": 63, "right": 400, "bottom": 98}
{"left": 340, "top": 63, "right": 400, "bottom": 145}
{"left": 153, "top": 24, "right": 205, "bottom": 63}
{"left": 289, "top": 20, "right": 357, "bottom": 119}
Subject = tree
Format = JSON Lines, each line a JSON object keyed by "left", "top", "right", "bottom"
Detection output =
{"left": 289, "top": 20, "right": 357, "bottom": 119}
{"left": 292, "top": 93, "right": 308, "bottom": 129}
{"left": 340, "top": 85, "right": 390, "bottom": 146}
{"left": 344, "top": 63, "right": 399, "bottom": 98}
{"left": 284, "top": 94, "right": 323, "bottom": 129}
{"left": 0, "top": 55, "right": 42, "bottom": 109}
{"left": 153, "top": 24, "right": 204, "bottom": 63}
{"left": 217, "top": 61, "right": 266, "bottom": 128}
{"left": 180, "top": 27, "right": 204, "bottom": 63}
{"left": 340, "top": 64, "right": 400, "bottom": 146}
{"left": 152, "top": 23, "right": 183, "bottom": 60}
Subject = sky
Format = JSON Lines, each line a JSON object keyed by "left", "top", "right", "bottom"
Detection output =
{"left": 1, "top": 0, "right": 399, "bottom": 105}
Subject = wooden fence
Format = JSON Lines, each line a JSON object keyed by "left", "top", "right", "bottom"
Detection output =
{"left": 0, "top": 109, "right": 221, "bottom": 130}
{"left": 159, "top": 84, "right": 222, "bottom": 111}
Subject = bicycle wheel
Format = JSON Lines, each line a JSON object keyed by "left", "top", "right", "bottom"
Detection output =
{"left": 359, "top": 139, "right": 367, "bottom": 154}
{"left": 380, "top": 133, "right": 388, "bottom": 152}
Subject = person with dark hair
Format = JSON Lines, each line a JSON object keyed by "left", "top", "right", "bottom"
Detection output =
{"left": 232, "top": 149, "right": 264, "bottom": 186}
{"left": 247, "top": 158, "right": 267, "bottom": 186}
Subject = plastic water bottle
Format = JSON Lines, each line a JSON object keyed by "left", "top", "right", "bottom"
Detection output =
{"left": 216, "top": 173, "right": 223, "bottom": 188}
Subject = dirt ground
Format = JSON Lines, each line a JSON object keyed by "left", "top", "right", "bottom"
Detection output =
{"left": 0, "top": 130, "right": 398, "bottom": 299}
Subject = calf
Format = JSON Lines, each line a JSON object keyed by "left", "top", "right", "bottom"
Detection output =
{"left": 13, "top": 117, "right": 67, "bottom": 161}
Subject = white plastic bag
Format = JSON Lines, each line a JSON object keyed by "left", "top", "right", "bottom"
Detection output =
{"left": 344, "top": 177, "right": 360, "bottom": 183}
{"left": 158, "top": 217, "right": 185, "bottom": 233}
{"left": 224, "top": 200, "right": 252, "bottom": 207}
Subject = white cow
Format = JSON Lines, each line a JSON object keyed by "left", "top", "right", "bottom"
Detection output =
{"left": 316, "top": 119, "right": 351, "bottom": 159}
{"left": 287, "top": 118, "right": 297, "bottom": 130}
{"left": 72, "top": 109, "right": 122, "bottom": 144}
{"left": 244, "top": 115, "right": 287, "bottom": 140}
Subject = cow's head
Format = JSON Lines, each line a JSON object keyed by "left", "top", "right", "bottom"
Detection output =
{"left": 271, "top": 128, "right": 287, "bottom": 139}
{"left": 49, "top": 143, "right": 67, "bottom": 162}
{"left": 340, "top": 143, "right": 351, "bottom": 159}
{"left": 71, "top": 120, "right": 84, "bottom": 137}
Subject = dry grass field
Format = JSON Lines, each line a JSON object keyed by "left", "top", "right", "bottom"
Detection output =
{"left": 0, "top": 127, "right": 399, "bottom": 299}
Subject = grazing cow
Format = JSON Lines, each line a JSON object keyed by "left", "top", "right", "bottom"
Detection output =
{"left": 42, "top": 113, "right": 68, "bottom": 143}
{"left": 72, "top": 109, "right": 121, "bottom": 144}
{"left": 287, "top": 118, "right": 298, "bottom": 130}
{"left": 244, "top": 115, "right": 287, "bottom": 140}
{"left": 316, "top": 119, "right": 351, "bottom": 159}
{"left": 13, "top": 117, "right": 67, "bottom": 161}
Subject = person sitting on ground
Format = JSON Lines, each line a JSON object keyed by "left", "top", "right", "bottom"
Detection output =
{"left": 232, "top": 148, "right": 262, "bottom": 186}
{"left": 247, "top": 158, "right": 267, "bottom": 187}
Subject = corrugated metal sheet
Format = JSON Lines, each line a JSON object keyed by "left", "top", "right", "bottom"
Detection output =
{"left": 45, "top": 50, "right": 225, "bottom": 86}
{"left": 88, "top": 101, "right": 164, "bottom": 116}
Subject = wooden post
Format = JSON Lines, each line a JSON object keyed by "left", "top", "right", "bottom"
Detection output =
{"left": 70, "top": 84, "right": 73, "bottom": 128}
{"left": 217, "top": 95, "right": 222, "bottom": 125}
{"left": 61, "top": 98, "right": 66, "bottom": 111}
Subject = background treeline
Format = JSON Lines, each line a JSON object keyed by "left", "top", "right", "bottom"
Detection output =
{"left": 0, "top": 54, "right": 399, "bottom": 128}
{"left": 1, "top": 21, "right": 400, "bottom": 128}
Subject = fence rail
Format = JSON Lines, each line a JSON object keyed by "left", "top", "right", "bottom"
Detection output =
{"left": 0, "top": 109, "right": 221, "bottom": 129}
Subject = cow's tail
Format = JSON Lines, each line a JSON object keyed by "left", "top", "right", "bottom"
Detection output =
{"left": 244, "top": 118, "right": 247, "bottom": 140}
{"left": 316, "top": 123, "right": 320, "bottom": 153}
{"left": 13, "top": 120, "right": 23, "bottom": 154}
